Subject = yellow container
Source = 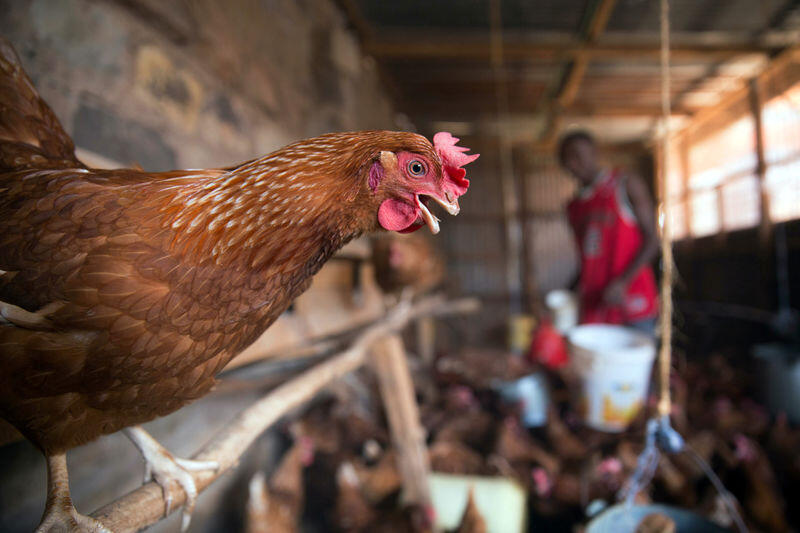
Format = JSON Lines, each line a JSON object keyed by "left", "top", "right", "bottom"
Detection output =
{"left": 507, "top": 314, "right": 536, "bottom": 355}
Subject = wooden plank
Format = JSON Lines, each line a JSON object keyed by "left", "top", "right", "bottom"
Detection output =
{"left": 678, "top": 136, "right": 693, "bottom": 242}
{"left": 750, "top": 78, "right": 772, "bottom": 235}
{"left": 516, "top": 149, "right": 540, "bottom": 314}
{"left": 365, "top": 39, "right": 778, "bottom": 61}
{"left": 681, "top": 45, "right": 800, "bottom": 138}
{"left": 750, "top": 77, "right": 774, "bottom": 309}
{"left": 370, "top": 334, "right": 432, "bottom": 507}
{"left": 415, "top": 317, "right": 436, "bottom": 365}
{"left": 563, "top": 103, "right": 692, "bottom": 117}
{"left": 585, "top": 0, "right": 618, "bottom": 41}
{"left": 557, "top": 0, "right": 618, "bottom": 106}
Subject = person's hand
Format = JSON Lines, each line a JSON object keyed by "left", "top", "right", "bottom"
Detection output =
{"left": 603, "top": 277, "right": 628, "bottom": 306}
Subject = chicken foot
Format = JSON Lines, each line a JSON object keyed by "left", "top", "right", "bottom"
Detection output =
{"left": 124, "top": 426, "right": 218, "bottom": 532}
{"left": 35, "top": 452, "right": 111, "bottom": 533}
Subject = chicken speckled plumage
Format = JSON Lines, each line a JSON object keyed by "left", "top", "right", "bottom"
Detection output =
{"left": 0, "top": 38, "right": 478, "bottom": 532}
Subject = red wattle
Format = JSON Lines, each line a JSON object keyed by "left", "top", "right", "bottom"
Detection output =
{"left": 378, "top": 198, "right": 418, "bottom": 232}
{"left": 398, "top": 223, "right": 423, "bottom": 233}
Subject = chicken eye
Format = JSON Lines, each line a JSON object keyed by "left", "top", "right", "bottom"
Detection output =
{"left": 407, "top": 160, "right": 426, "bottom": 177}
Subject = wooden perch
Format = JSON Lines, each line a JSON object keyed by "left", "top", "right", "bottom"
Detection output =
{"left": 90, "top": 295, "right": 478, "bottom": 532}
{"left": 371, "top": 334, "right": 432, "bottom": 506}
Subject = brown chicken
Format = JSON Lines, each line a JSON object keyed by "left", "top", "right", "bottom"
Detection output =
{"left": 731, "top": 434, "right": 789, "bottom": 532}
{"left": 371, "top": 503, "right": 436, "bottom": 533}
{"left": 0, "top": 39, "right": 478, "bottom": 532}
{"left": 455, "top": 488, "right": 487, "bottom": 533}
{"left": 333, "top": 461, "right": 377, "bottom": 532}
{"left": 545, "top": 407, "right": 588, "bottom": 461}
{"left": 371, "top": 231, "right": 444, "bottom": 296}
{"left": 494, "top": 416, "right": 560, "bottom": 474}
{"left": 352, "top": 450, "right": 402, "bottom": 503}
{"left": 429, "top": 439, "right": 486, "bottom": 475}
{"left": 244, "top": 437, "right": 315, "bottom": 533}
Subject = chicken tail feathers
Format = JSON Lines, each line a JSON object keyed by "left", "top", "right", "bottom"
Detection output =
{"left": 0, "top": 38, "right": 84, "bottom": 171}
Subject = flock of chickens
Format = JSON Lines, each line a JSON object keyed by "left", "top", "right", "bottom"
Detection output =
{"left": 240, "top": 345, "right": 799, "bottom": 533}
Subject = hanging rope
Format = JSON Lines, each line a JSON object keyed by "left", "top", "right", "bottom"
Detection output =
{"left": 657, "top": 0, "right": 674, "bottom": 420}
{"left": 618, "top": 3, "right": 748, "bottom": 530}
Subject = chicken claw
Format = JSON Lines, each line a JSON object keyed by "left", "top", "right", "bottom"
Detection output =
{"left": 35, "top": 453, "right": 111, "bottom": 533}
{"left": 36, "top": 507, "right": 111, "bottom": 533}
{"left": 124, "top": 426, "right": 219, "bottom": 531}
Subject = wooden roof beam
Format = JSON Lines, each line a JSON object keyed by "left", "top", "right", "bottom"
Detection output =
{"left": 366, "top": 40, "right": 779, "bottom": 62}
{"left": 563, "top": 103, "right": 693, "bottom": 117}
{"left": 557, "top": 0, "right": 618, "bottom": 107}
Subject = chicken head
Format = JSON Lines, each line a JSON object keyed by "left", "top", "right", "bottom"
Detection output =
{"left": 374, "top": 132, "right": 478, "bottom": 234}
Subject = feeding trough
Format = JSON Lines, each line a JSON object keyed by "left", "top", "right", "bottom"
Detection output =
{"left": 587, "top": 503, "right": 729, "bottom": 533}
{"left": 428, "top": 473, "right": 527, "bottom": 533}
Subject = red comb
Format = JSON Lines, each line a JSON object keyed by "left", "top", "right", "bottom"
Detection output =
{"left": 433, "top": 132, "right": 479, "bottom": 197}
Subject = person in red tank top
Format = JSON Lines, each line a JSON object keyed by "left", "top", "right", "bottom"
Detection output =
{"left": 558, "top": 131, "right": 660, "bottom": 332}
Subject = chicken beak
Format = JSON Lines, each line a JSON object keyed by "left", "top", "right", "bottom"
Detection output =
{"left": 416, "top": 196, "right": 440, "bottom": 234}
{"left": 415, "top": 192, "right": 462, "bottom": 234}
{"left": 431, "top": 194, "right": 460, "bottom": 216}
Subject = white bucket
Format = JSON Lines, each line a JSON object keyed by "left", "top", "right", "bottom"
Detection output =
{"left": 495, "top": 372, "right": 550, "bottom": 428}
{"left": 545, "top": 290, "right": 579, "bottom": 333}
{"left": 568, "top": 324, "right": 656, "bottom": 432}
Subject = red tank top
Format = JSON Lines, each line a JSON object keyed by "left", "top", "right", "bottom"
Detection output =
{"left": 566, "top": 169, "right": 658, "bottom": 324}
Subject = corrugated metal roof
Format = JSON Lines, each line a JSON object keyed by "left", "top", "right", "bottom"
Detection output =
{"left": 349, "top": 0, "right": 798, "bottom": 144}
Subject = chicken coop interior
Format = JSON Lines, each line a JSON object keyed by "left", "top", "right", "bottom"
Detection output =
{"left": 1, "top": 0, "right": 800, "bottom": 532}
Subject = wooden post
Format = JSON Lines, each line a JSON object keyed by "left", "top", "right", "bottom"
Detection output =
{"left": 370, "top": 334, "right": 431, "bottom": 507}
{"left": 749, "top": 78, "right": 772, "bottom": 242}
{"left": 678, "top": 136, "right": 692, "bottom": 242}
{"left": 749, "top": 77, "right": 774, "bottom": 308}
{"left": 415, "top": 316, "right": 436, "bottom": 365}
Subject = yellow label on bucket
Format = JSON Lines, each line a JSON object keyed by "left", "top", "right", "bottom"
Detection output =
{"left": 602, "top": 395, "right": 642, "bottom": 426}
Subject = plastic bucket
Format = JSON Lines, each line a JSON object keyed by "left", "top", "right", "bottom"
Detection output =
{"left": 568, "top": 324, "right": 656, "bottom": 432}
{"left": 752, "top": 343, "right": 800, "bottom": 424}
{"left": 545, "top": 290, "right": 579, "bottom": 333}
{"left": 587, "top": 503, "right": 728, "bottom": 533}
{"left": 495, "top": 372, "right": 550, "bottom": 428}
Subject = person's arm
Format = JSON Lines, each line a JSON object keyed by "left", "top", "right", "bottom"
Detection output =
{"left": 603, "top": 174, "right": 660, "bottom": 305}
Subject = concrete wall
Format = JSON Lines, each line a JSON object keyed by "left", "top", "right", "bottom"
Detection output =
{"left": 0, "top": 1, "right": 397, "bottom": 531}
{"left": 0, "top": 0, "right": 397, "bottom": 170}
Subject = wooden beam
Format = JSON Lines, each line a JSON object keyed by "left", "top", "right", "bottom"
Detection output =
{"left": 370, "top": 335, "right": 431, "bottom": 507}
{"left": 750, "top": 78, "right": 771, "bottom": 230}
{"left": 557, "top": 0, "right": 618, "bottom": 106}
{"left": 563, "top": 103, "right": 693, "bottom": 117}
{"left": 557, "top": 58, "right": 590, "bottom": 107}
{"left": 415, "top": 317, "right": 436, "bottom": 365}
{"left": 366, "top": 39, "right": 779, "bottom": 62}
{"left": 682, "top": 45, "right": 800, "bottom": 138}
{"left": 678, "top": 136, "right": 693, "bottom": 242}
{"left": 586, "top": 0, "right": 618, "bottom": 41}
